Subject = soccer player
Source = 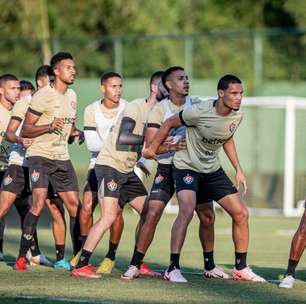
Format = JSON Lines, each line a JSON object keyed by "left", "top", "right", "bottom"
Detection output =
{"left": 122, "top": 67, "right": 228, "bottom": 281}
{"left": 143, "top": 74, "right": 266, "bottom": 283}
{"left": 19, "top": 80, "right": 35, "bottom": 100}
{"left": 279, "top": 211, "right": 306, "bottom": 288}
{"left": 14, "top": 52, "right": 82, "bottom": 271}
{"left": 71, "top": 71, "right": 178, "bottom": 278}
{"left": 0, "top": 74, "right": 21, "bottom": 261}
{"left": 70, "top": 72, "right": 127, "bottom": 273}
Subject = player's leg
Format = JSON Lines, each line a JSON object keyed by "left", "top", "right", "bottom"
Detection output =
{"left": 196, "top": 202, "right": 229, "bottom": 279}
{"left": 279, "top": 209, "right": 306, "bottom": 288}
{"left": 97, "top": 209, "right": 124, "bottom": 274}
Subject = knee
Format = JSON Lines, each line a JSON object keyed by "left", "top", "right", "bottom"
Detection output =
{"left": 233, "top": 207, "right": 249, "bottom": 224}
{"left": 178, "top": 208, "right": 194, "bottom": 224}
{"left": 147, "top": 209, "right": 162, "bottom": 225}
{"left": 200, "top": 211, "right": 215, "bottom": 228}
{"left": 81, "top": 200, "right": 93, "bottom": 215}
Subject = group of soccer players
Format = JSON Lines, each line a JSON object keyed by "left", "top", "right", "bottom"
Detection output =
{"left": 0, "top": 51, "right": 304, "bottom": 288}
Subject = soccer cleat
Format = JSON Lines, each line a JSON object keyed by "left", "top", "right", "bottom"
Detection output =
{"left": 139, "top": 263, "right": 161, "bottom": 277}
{"left": 71, "top": 265, "right": 101, "bottom": 279}
{"left": 164, "top": 268, "right": 187, "bottom": 283}
{"left": 70, "top": 250, "right": 82, "bottom": 268}
{"left": 14, "top": 257, "right": 28, "bottom": 271}
{"left": 232, "top": 267, "right": 266, "bottom": 282}
{"left": 121, "top": 265, "right": 140, "bottom": 280}
{"left": 203, "top": 266, "right": 230, "bottom": 279}
{"left": 279, "top": 275, "right": 295, "bottom": 288}
{"left": 96, "top": 257, "right": 115, "bottom": 274}
{"left": 54, "top": 258, "right": 72, "bottom": 271}
{"left": 0, "top": 251, "right": 4, "bottom": 262}
{"left": 29, "top": 254, "right": 53, "bottom": 267}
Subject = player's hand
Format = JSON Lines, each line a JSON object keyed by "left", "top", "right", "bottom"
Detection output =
{"left": 142, "top": 147, "right": 156, "bottom": 159}
{"left": 19, "top": 137, "right": 33, "bottom": 148}
{"left": 69, "top": 129, "right": 85, "bottom": 145}
{"left": 136, "top": 161, "right": 151, "bottom": 177}
{"left": 236, "top": 169, "right": 247, "bottom": 195}
{"left": 169, "top": 138, "right": 186, "bottom": 152}
{"left": 50, "top": 117, "right": 64, "bottom": 134}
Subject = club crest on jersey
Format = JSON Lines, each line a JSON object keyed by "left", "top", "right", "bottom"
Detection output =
{"left": 229, "top": 122, "right": 237, "bottom": 133}
{"left": 107, "top": 179, "right": 118, "bottom": 192}
{"left": 154, "top": 174, "right": 164, "bottom": 184}
{"left": 183, "top": 174, "right": 194, "bottom": 184}
{"left": 31, "top": 170, "right": 40, "bottom": 183}
{"left": 3, "top": 175, "right": 12, "bottom": 186}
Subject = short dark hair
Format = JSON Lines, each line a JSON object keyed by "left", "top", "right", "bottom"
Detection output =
{"left": 0, "top": 73, "right": 18, "bottom": 87}
{"left": 50, "top": 52, "right": 73, "bottom": 70}
{"left": 100, "top": 72, "right": 122, "bottom": 84}
{"left": 217, "top": 74, "right": 242, "bottom": 91}
{"left": 161, "top": 66, "right": 184, "bottom": 92}
{"left": 149, "top": 71, "right": 164, "bottom": 86}
{"left": 20, "top": 80, "right": 35, "bottom": 92}
{"left": 35, "top": 65, "right": 54, "bottom": 85}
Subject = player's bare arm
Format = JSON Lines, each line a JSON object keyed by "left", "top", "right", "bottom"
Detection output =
{"left": 223, "top": 136, "right": 247, "bottom": 194}
{"left": 21, "top": 111, "right": 64, "bottom": 138}
{"left": 68, "top": 122, "right": 84, "bottom": 145}
{"left": 142, "top": 113, "right": 182, "bottom": 159}
{"left": 5, "top": 118, "right": 33, "bottom": 148}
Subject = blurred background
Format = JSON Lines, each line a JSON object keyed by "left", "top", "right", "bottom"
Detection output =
{"left": 1, "top": 0, "right": 306, "bottom": 219}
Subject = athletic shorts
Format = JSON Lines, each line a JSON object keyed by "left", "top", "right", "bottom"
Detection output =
{"left": 95, "top": 164, "right": 147, "bottom": 208}
{"left": 83, "top": 169, "right": 98, "bottom": 193}
{"left": 149, "top": 163, "right": 175, "bottom": 205}
{"left": 0, "top": 165, "right": 31, "bottom": 198}
{"left": 28, "top": 156, "right": 78, "bottom": 192}
{"left": 173, "top": 166, "right": 238, "bottom": 203}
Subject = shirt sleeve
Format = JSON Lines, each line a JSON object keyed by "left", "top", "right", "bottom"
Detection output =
{"left": 83, "top": 104, "right": 96, "bottom": 130}
{"left": 181, "top": 102, "right": 201, "bottom": 127}
{"left": 11, "top": 99, "right": 28, "bottom": 122}
{"left": 28, "top": 89, "right": 46, "bottom": 116}
{"left": 147, "top": 103, "right": 164, "bottom": 128}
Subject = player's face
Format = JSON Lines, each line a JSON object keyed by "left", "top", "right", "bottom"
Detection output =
{"left": 101, "top": 77, "right": 122, "bottom": 104}
{"left": 0, "top": 80, "right": 20, "bottom": 104}
{"left": 20, "top": 89, "right": 33, "bottom": 100}
{"left": 220, "top": 83, "right": 243, "bottom": 111}
{"left": 54, "top": 59, "right": 76, "bottom": 85}
{"left": 166, "top": 70, "right": 189, "bottom": 96}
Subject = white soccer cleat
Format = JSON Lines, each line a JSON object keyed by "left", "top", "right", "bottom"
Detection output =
{"left": 279, "top": 275, "right": 295, "bottom": 288}
{"left": 204, "top": 266, "right": 230, "bottom": 279}
{"left": 232, "top": 266, "right": 266, "bottom": 282}
{"left": 121, "top": 265, "right": 140, "bottom": 280}
{"left": 164, "top": 268, "right": 187, "bottom": 283}
{"left": 27, "top": 252, "right": 53, "bottom": 267}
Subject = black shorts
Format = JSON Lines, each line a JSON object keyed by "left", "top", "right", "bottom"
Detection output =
{"left": 28, "top": 156, "right": 79, "bottom": 192}
{"left": 149, "top": 163, "right": 175, "bottom": 205}
{"left": 95, "top": 165, "right": 147, "bottom": 208}
{"left": 0, "top": 165, "right": 31, "bottom": 198}
{"left": 173, "top": 166, "right": 238, "bottom": 203}
{"left": 84, "top": 169, "right": 98, "bottom": 193}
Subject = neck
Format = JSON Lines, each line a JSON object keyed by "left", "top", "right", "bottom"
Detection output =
{"left": 215, "top": 98, "right": 232, "bottom": 116}
{"left": 169, "top": 92, "right": 185, "bottom": 106}
{"left": 146, "top": 93, "right": 158, "bottom": 109}
{"left": 53, "top": 78, "right": 68, "bottom": 94}
{"left": 0, "top": 98, "right": 13, "bottom": 111}
{"left": 102, "top": 98, "right": 119, "bottom": 109}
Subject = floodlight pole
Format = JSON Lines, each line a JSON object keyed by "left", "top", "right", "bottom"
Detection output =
{"left": 283, "top": 97, "right": 295, "bottom": 216}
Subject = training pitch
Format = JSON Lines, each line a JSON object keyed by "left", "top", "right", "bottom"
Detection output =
{"left": 0, "top": 211, "right": 306, "bottom": 304}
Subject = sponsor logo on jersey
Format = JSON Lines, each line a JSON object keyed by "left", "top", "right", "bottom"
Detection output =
{"left": 202, "top": 137, "right": 227, "bottom": 145}
{"left": 154, "top": 174, "right": 164, "bottom": 184}
{"left": 3, "top": 174, "right": 12, "bottom": 186}
{"left": 229, "top": 122, "right": 237, "bottom": 133}
{"left": 31, "top": 170, "right": 40, "bottom": 183}
{"left": 183, "top": 174, "right": 194, "bottom": 184}
{"left": 107, "top": 179, "right": 118, "bottom": 192}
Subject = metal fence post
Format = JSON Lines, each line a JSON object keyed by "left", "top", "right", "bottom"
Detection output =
{"left": 254, "top": 31, "right": 263, "bottom": 95}
{"left": 185, "top": 36, "right": 193, "bottom": 79}
{"left": 114, "top": 38, "right": 123, "bottom": 75}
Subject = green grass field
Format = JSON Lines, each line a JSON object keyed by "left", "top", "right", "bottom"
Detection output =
{"left": 1, "top": 212, "right": 306, "bottom": 303}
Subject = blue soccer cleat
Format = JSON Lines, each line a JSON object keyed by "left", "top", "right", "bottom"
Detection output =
{"left": 54, "top": 258, "right": 71, "bottom": 271}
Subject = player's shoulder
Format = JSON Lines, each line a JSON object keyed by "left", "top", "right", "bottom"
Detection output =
{"left": 32, "top": 84, "right": 52, "bottom": 99}
{"left": 85, "top": 100, "right": 99, "bottom": 113}
{"left": 67, "top": 88, "right": 77, "bottom": 99}
{"left": 13, "top": 97, "right": 30, "bottom": 111}
{"left": 126, "top": 97, "right": 146, "bottom": 111}
{"left": 189, "top": 96, "right": 214, "bottom": 111}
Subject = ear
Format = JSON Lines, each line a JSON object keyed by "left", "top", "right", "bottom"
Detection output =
{"left": 151, "top": 83, "right": 158, "bottom": 94}
{"left": 218, "top": 89, "right": 224, "bottom": 98}
{"left": 165, "top": 80, "right": 172, "bottom": 90}
{"left": 100, "top": 84, "right": 106, "bottom": 94}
